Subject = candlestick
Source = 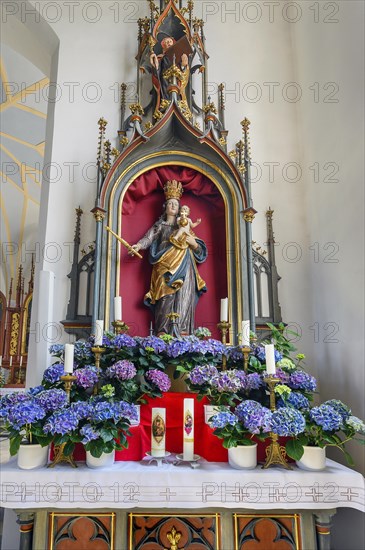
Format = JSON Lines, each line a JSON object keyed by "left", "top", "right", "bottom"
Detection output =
{"left": 242, "top": 346, "right": 251, "bottom": 374}
{"left": 262, "top": 375, "right": 292, "bottom": 470}
{"left": 61, "top": 374, "right": 77, "bottom": 403}
{"left": 64, "top": 344, "right": 74, "bottom": 374}
{"left": 265, "top": 344, "right": 276, "bottom": 375}
{"left": 151, "top": 408, "right": 166, "bottom": 457}
{"left": 220, "top": 298, "right": 228, "bottom": 321}
{"left": 114, "top": 296, "right": 122, "bottom": 321}
{"left": 183, "top": 399, "right": 194, "bottom": 461}
{"left": 111, "top": 320, "right": 129, "bottom": 335}
{"left": 48, "top": 442, "right": 77, "bottom": 469}
{"left": 91, "top": 346, "right": 105, "bottom": 394}
{"left": 95, "top": 320, "right": 104, "bottom": 346}
{"left": 217, "top": 321, "right": 230, "bottom": 370}
{"left": 241, "top": 320, "right": 250, "bottom": 347}
{"left": 149, "top": 321, "right": 154, "bottom": 336}
{"left": 166, "top": 312, "right": 180, "bottom": 338}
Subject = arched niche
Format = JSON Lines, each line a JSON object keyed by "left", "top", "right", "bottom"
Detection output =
{"left": 99, "top": 109, "right": 250, "bottom": 342}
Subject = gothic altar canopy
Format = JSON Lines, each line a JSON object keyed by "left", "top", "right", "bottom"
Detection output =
{"left": 88, "top": 0, "right": 256, "bottom": 341}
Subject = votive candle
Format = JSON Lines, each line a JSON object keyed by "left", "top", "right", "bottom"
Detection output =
{"left": 183, "top": 398, "right": 194, "bottom": 461}
{"left": 151, "top": 408, "right": 166, "bottom": 457}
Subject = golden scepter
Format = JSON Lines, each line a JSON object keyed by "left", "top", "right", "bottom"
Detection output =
{"left": 105, "top": 226, "right": 143, "bottom": 259}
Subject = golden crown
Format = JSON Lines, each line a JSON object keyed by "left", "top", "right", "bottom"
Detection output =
{"left": 163, "top": 180, "right": 183, "bottom": 201}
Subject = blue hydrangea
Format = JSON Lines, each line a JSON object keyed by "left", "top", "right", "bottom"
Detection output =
{"left": 74, "top": 341, "right": 93, "bottom": 360}
{"left": 112, "top": 333, "right": 136, "bottom": 348}
{"left": 71, "top": 401, "right": 93, "bottom": 420}
{"left": 246, "top": 373, "right": 263, "bottom": 390}
{"left": 211, "top": 411, "right": 238, "bottom": 429}
{"left": 43, "top": 408, "right": 80, "bottom": 435}
{"left": 35, "top": 389, "right": 68, "bottom": 412}
{"left": 310, "top": 405, "right": 343, "bottom": 431}
{"left": 210, "top": 371, "right": 243, "bottom": 393}
{"left": 90, "top": 401, "right": 119, "bottom": 422}
{"left": 115, "top": 401, "right": 139, "bottom": 422}
{"left": 7, "top": 399, "right": 46, "bottom": 430}
{"left": 254, "top": 346, "right": 266, "bottom": 362}
{"left": 289, "top": 370, "right": 317, "bottom": 392}
{"left": 270, "top": 407, "right": 306, "bottom": 436}
{"left": 80, "top": 424, "right": 100, "bottom": 444}
{"left": 189, "top": 365, "right": 219, "bottom": 385}
{"left": 49, "top": 344, "right": 64, "bottom": 355}
{"left": 323, "top": 400, "right": 351, "bottom": 421}
{"left": 43, "top": 363, "right": 64, "bottom": 384}
{"left": 235, "top": 400, "right": 272, "bottom": 434}
{"left": 166, "top": 338, "right": 191, "bottom": 357}
{"left": 139, "top": 336, "right": 167, "bottom": 353}
{"left": 28, "top": 386, "right": 44, "bottom": 396}
{"left": 227, "top": 346, "right": 243, "bottom": 362}
{"left": 346, "top": 416, "right": 365, "bottom": 435}
{"left": 278, "top": 391, "right": 310, "bottom": 411}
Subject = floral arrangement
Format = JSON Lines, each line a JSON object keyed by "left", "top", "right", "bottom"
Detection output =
{"left": 194, "top": 327, "right": 212, "bottom": 340}
{"left": 211, "top": 401, "right": 272, "bottom": 447}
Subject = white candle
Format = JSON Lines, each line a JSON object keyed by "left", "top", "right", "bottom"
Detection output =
{"left": 151, "top": 408, "right": 166, "bottom": 457}
{"left": 95, "top": 320, "right": 104, "bottom": 346}
{"left": 265, "top": 344, "right": 276, "bottom": 375}
{"left": 19, "top": 356, "right": 23, "bottom": 367}
{"left": 183, "top": 398, "right": 194, "bottom": 461}
{"left": 114, "top": 296, "right": 122, "bottom": 321}
{"left": 64, "top": 343, "right": 74, "bottom": 374}
{"left": 242, "top": 320, "right": 250, "bottom": 347}
{"left": 0, "top": 355, "right": 2, "bottom": 367}
{"left": 220, "top": 298, "right": 228, "bottom": 321}
{"left": 9, "top": 355, "right": 13, "bottom": 367}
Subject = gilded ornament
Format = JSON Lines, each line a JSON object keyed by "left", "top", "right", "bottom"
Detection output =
{"left": 10, "top": 313, "right": 20, "bottom": 355}
{"left": 163, "top": 180, "right": 183, "bottom": 201}
{"left": 129, "top": 103, "right": 144, "bottom": 116}
{"left": 219, "top": 136, "right": 227, "bottom": 146}
{"left": 145, "top": 121, "right": 153, "bottom": 130}
{"left": 163, "top": 64, "right": 184, "bottom": 82}
{"left": 119, "top": 136, "right": 129, "bottom": 147}
{"left": 229, "top": 150, "right": 237, "bottom": 159}
{"left": 165, "top": 526, "right": 182, "bottom": 550}
{"left": 203, "top": 102, "right": 217, "bottom": 114}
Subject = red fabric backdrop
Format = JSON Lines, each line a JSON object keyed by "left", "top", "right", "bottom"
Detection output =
{"left": 119, "top": 166, "right": 227, "bottom": 339}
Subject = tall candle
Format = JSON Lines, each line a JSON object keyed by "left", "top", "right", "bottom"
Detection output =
{"left": 183, "top": 398, "right": 194, "bottom": 461}
{"left": 19, "top": 356, "right": 23, "bottom": 367}
{"left": 64, "top": 343, "right": 74, "bottom": 374}
{"left": 220, "top": 298, "right": 228, "bottom": 321}
{"left": 95, "top": 320, "right": 104, "bottom": 346}
{"left": 0, "top": 355, "right": 2, "bottom": 367}
{"left": 114, "top": 296, "right": 122, "bottom": 321}
{"left": 242, "top": 320, "right": 250, "bottom": 347}
{"left": 151, "top": 408, "right": 166, "bottom": 457}
{"left": 9, "top": 355, "right": 13, "bottom": 367}
{"left": 265, "top": 344, "right": 276, "bottom": 375}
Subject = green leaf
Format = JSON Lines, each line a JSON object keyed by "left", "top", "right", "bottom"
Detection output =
{"left": 286, "top": 439, "right": 304, "bottom": 461}
{"left": 343, "top": 449, "right": 354, "bottom": 466}
{"left": 100, "top": 429, "right": 114, "bottom": 442}
{"left": 64, "top": 441, "right": 75, "bottom": 456}
{"left": 9, "top": 435, "right": 23, "bottom": 456}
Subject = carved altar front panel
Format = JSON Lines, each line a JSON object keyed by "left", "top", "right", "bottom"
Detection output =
{"left": 234, "top": 514, "right": 302, "bottom": 550}
{"left": 128, "top": 513, "right": 221, "bottom": 549}
{"left": 48, "top": 512, "right": 115, "bottom": 550}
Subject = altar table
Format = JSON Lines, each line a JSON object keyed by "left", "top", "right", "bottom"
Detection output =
{"left": 1, "top": 457, "right": 364, "bottom": 549}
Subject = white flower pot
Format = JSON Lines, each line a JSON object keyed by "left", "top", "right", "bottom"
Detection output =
{"left": 130, "top": 404, "right": 141, "bottom": 426}
{"left": 86, "top": 450, "right": 115, "bottom": 469}
{"left": 0, "top": 437, "right": 11, "bottom": 464}
{"left": 17, "top": 443, "right": 49, "bottom": 469}
{"left": 296, "top": 446, "right": 326, "bottom": 471}
{"left": 228, "top": 444, "right": 258, "bottom": 469}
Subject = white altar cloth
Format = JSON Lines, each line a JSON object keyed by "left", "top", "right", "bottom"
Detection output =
{"left": 0, "top": 457, "right": 364, "bottom": 512}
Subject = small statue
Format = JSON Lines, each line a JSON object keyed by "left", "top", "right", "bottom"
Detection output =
{"left": 173, "top": 205, "right": 201, "bottom": 244}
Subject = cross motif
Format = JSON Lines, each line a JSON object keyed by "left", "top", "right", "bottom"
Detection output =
{"left": 340, "top": 488, "right": 358, "bottom": 501}
{"left": 305, "top": 486, "right": 324, "bottom": 502}
{"left": 160, "top": 487, "right": 177, "bottom": 501}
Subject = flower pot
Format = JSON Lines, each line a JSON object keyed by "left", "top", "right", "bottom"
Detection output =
{"left": 296, "top": 446, "right": 326, "bottom": 471}
{"left": 228, "top": 444, "right": 258, "bottom": 469}
{"left": 86, "top": 450, "right": 115, "bottom": 469}
{"left": 0, "top": 437, "right": 11, "bottom": 464}
{"left": 130, "top": 404, "right": 141, "bottom": 426}
{"left": 17, "top": 443, "right": 49, "bottom": 470}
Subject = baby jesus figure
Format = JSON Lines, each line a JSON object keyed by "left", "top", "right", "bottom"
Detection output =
{"left": 173, "top": 205, "right": 201, "bottom": 243}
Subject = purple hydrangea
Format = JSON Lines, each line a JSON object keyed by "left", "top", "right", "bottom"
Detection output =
{"left": 210, "top": 371, "right": 243, "bottom": 393}
{"left": 35, "top": 389, "right": 68, "bottom": 412}
{"left": 145, "top": 369, "right": 171, "bottom": 392}
{"left": 189, "top": 365, "right": 219, "bottom": 385}
{"left": 139, "top": 336, "right": 167, "bottom": 353}
{"left": 80, "top": 424, "right": 100, "bottom": 444}
{"left": 235, "top": 400, "right": 272, "bottom": 434}
{"left": 115, "top": 401, "right": 139, "bottom": 423}
{"left": 43, "top": 408, "right": 80, "bottom": 435}
{"left": 275, "top": 368, "right": 290, "bottom": 384}
{"left": 245, "top": 373, "right": 263, "bottom": 391}
{"left": 166, "top": 338, "right": 191, "bottom": 358}
{"left": 211, "top": 411, "right": 238, "bottom": 429}
{"left": 43, "top": 363, "right": 64, "bottom": 384}
{"left": 227, "top": 346, "right": 243, "bottom": 362}
{"left": 323, "top": 400, "right": 351, "bottom": 421}
{"left": 270, "top": 407, "right": 306, "bottom": 436}
{"left": 7, "top": 399, "right": 46, "bottom": 429}
{"left": 254, "top": 346, "right": 266, "bottom": 362}
{"left": 112, "top": 333, "right": 136, "bottom": 348}
{"left": 106, "top": 360, "right": 137, "bottom": 380}
{"left": 310, "top": 404, "right": 343, "bottom": 431}
{"left": 75, "top": 366, "right": 99, "bottom": 389}
{"left": 289, "top": 371, "right": 317, "bottom": 392}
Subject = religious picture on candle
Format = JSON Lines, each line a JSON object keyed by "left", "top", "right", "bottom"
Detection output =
{"left": 152, "top": 412, "right": 165, "bottom": 444}
{"left": 184, "top": 410, "right": 193, "bottom": 436}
